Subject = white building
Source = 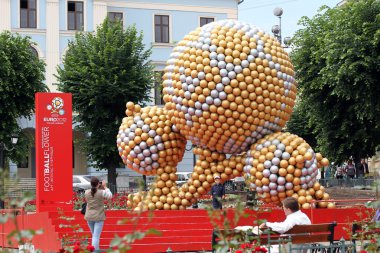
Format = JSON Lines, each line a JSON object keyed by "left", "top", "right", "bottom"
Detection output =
{"left": 0, "top": 0, "right": 239, "bottom": 178}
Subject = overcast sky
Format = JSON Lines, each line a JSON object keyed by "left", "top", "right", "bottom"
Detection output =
{"left": 238, "top": 0, "right": 342, "bottom": 40}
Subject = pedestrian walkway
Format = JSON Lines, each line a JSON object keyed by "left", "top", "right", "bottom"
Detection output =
{"left": 319, "top": 178, "right": 376, "bottom": 189}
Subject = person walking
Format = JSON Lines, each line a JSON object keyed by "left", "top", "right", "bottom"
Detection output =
{"left": 324, "top": 165, "right": 332, "bottom": 187}
{"left": 356, "top": 158, "right": 369, "bottom": 178}
{"left": 334, "top": 165, "right": 345, "bottom": 187}
{"left": 84, "top": 177, "right": 112, "bottom": 251}
{"left": 211, "top": 175, "right": 225, "bottom": 210}
{"left": 335, "top": 165, "right": 344, "bottom": 180}
{"left": 345, "top": 160, "right": 356, "bottom": 179}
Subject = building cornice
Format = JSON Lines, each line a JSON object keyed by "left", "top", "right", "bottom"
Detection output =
{"left": 59, "top": 30, "right": 81, "bottom": 36}
{"left": 152, "top": 42, "right": 176, "bottom": 48}
{"left": 106, "top": 1, "right": 237, "bottom": 17}
{"left": 11, "top": 28, "right": 47, "bottom": 35}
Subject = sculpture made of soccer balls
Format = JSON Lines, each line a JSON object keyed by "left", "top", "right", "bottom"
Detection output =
{"left": 244, "top": 132, "right": 330, "bottom": 208}
{"left": 117, "top": 20, "right": 334, "bottom": 210}
{"left": 163, "top": 20, "right": 296, "bottom": 155}
{"left": 117, "top": 103, "right": 186, "bottom": 175}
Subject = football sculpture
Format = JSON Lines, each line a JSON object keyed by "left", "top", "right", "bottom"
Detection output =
{"left": 116, "top": 20, "right": 333, "bottom": 210}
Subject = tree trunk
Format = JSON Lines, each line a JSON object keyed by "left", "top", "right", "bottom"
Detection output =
{"left": 107, "top": 166, "right": 117, "bottom": 194}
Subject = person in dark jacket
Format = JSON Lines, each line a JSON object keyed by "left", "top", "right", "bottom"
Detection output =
{"left": 356, "top": 158, "right": 369, "bottom": 178}
{"left": 211, "top": 175, "right": 225, "bottom": 210}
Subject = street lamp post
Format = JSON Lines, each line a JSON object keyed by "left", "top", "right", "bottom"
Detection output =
{"left": 0, "top": 134, "right": 19, "bottom": 209}
{"left": 272, "top": 7, "right": 291, "bottom": 47}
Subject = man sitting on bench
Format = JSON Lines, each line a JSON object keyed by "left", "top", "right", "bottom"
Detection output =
{"left": 259, "top": 197, "right": 311, "bottom": 233}
{"left": 212, "top": 197, "right": 311, "bottom": 252}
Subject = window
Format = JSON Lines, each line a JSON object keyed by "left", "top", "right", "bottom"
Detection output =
{"left": 20, "top": 0, "right": 37, "bottom": 28}
{"left": 108, "top": 12, "right": 123, "bottom": 25}
{"left": 154, "top": 71, "right": 164, "bottom": 105}
{"left": 68, "top": 1, "right": 83, "bottom": 30}
{"left": 154, "top": 15, "right": 169, "bottom": 43}
{"left": 200, "top": 17, "right": 214, "bottom": 26}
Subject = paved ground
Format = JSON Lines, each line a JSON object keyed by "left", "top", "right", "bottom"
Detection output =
{"left": 193, "top": 184, "right": 378, "bottom": 209}
{"left": 325, "top": 186, "right": 378, "bottom": 206}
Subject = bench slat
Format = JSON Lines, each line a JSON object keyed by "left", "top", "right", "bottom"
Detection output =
{"left": 258, "top": 233, "right": 330, "bottom": 244}
{"left": 287, "top": 223, "right": 334, "bottom": 233}
{"left": 284, "top": 234, "right": 330, "bottom": 244}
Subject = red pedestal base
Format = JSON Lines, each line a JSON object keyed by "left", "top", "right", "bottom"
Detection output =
{"left": 1, "top": 207, "right": 373, "bottom": 252}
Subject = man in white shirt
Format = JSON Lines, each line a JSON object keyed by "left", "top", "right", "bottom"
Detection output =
{"left": 259, "top": 197, "right": 311, "bottom": 234}
{"left": 212, "top": 197, "right": 311, "bottom": 252}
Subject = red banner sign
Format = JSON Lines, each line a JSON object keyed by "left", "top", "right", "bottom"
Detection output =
{"left": 35, "top": 93, "right": 73, "bottom": 212}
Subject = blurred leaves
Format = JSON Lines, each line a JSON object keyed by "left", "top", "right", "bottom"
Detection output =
{"left": 0, "top": 170, "right": 44, "bottom": 251}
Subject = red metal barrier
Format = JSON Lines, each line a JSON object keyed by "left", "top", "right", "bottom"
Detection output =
{"left": 1, "top": 204, "right": 377, "bottom": 252}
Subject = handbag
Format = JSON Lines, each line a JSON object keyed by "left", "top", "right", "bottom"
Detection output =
{"left": 81, "top": 202, "right": 87, "bottom": 215}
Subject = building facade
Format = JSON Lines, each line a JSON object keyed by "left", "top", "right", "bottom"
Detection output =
{"left": 0, "top": 0, "right": 239, "bottom": 177}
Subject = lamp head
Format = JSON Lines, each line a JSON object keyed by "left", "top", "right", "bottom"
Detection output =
{"left": 272, "top": 25, "right": 280, "bottom": 35}
{"left": 11, "top": 134, "right": 18, "bottom": 145}
{"left": 283, "top": 36, "right": 292, "bottom": 46}
{"left": 273, "top": 7, "right": 283, "bottom": 17}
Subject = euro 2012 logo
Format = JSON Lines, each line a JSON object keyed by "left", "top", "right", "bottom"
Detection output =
{"left": 46, "top": 97, "right": 65, "bottom": 115}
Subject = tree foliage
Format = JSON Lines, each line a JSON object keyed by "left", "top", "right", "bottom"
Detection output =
{"left": 288, "top": 0, "right": 380, "bottom": 164}
{"left": 56, "top": 19, "right": 154, "bottom": 186}
{"left": 285, "top": 102, "right": 317, "bottom": 149}
{"left": 0, "top": 31, "right": 47, "bottom": 163}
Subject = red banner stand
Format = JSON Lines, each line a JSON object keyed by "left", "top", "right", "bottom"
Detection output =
{"left": 35, "top": 93, "right": 73, "bottom": 212}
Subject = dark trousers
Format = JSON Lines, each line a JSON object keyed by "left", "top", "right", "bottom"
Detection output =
{"left": 211, "top": 230, "right": 218, "bottom": 252}
{"left": 212, "top": 198, "right": 222, "bottom": 209}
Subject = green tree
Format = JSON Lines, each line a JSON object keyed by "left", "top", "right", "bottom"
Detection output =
{"left": 288, "top": 0, "right": 380, "bottom": 164}
{"left": 56, "top": 19, "right": 154, "bottom": 189}
{"left": 0, "top": 31, "right": 47, "bottom": 164}
{"left": 285, "top": 101, "right": 317, "bottom": 149}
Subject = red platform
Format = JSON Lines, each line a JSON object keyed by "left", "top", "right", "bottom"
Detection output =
{"left": 0, "top": 211, "right": 61, "bottom": 252}
{"left": 0, "top": 207, "right": 373, "bottom": 252}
